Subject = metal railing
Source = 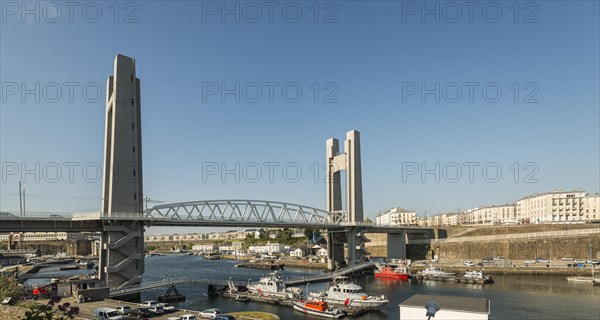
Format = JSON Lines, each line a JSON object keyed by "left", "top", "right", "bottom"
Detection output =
{"left": 410, "top": 227, "right": 600, "bottom": 244}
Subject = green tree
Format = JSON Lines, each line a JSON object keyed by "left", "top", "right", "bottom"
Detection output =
{"left": 0, "top": 275, "right": 23, "bottom": 301}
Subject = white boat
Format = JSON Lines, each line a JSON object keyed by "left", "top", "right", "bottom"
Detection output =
{"left": 464, "top": 271, "right": 484, "bottom": 279}
{"left": 566, "top": 276, "right": 596, "bottom": 283}
{"left": 463, "top": 270, "right": 495, "bottom": 283}
{"left": 292, "top": 300, "right": 345, "bottom": 319}
{"left": 310, "top": 277, "right": 388, "bottom": 308}
{"left": 246, "top": 271, "right": 302, "bottom": 299}
{"left": 419, "top": 267, "right": 454, "bottom": 277}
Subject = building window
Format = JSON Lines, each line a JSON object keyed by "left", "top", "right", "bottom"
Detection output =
{"left": 134, "top": 193, "right": 136, "bottom": 200}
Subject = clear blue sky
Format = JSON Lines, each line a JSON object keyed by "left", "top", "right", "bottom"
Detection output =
{"left": 1, "top": 1, "right": 599, "bottom": 234}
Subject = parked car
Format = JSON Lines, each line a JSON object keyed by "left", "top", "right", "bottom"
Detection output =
{"left": 180, "top": 315, "right": 198, "bottom": 320}
{"left": 199, "top": 308, "right": 222, "bottom": 319}
{"left": 464, "top": 260, "right": 475, "bottom": 267}
{"left": 586, "top": 260, "right": 600, "bottom": 265}
{"left": 536, "top": 258, "right": 549, "bottom": 263}
{"left": 523, "top": 260, "right": 536, "bottom": 265}
{"left": 138, "top": 300, "right": 159, "bottom": 307}
{"left": 129, "top": 308, "right": 152, "bottom": 319}
{"left": 167, "top": 317, "right": 182, "bottom": 320}
{"left": 561, "top": 257, "right": 574, "bottom": 261}
{"left": 158, "top": 303, "right": 176, "bottom": 312}
{"left": 213, "top": 316, "right": 236, "bottom": 320}
{"left": 93, "top": 308, "right": 123, "bottom": 320}
{"left": 147, "top": 305, "right": 165, "bottom": 316}
{"left": 114, "top": 306, "right": 132, "bottom": 315}
{"left": 494, "top": 256, "right": 505, "bottom": 261}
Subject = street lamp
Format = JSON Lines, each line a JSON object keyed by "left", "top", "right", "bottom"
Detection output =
{"left": 18, "top": 181, "right": 23, "bottom": 217}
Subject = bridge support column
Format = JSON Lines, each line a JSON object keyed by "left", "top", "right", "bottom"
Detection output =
{"left": 99, "top": 221, "right": 145, "bottom": 290}
{"left": 327, "top": 231, "right": 346, "bottom": 270}
{"left": 387, "top": 231, "right": 407, "bottom": 259}
{"left": 347, "top": 227, "right": 369, "bottom": 266}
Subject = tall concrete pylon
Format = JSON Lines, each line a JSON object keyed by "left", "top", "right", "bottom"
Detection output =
{"left": 99, "top": 54, "right": 145, "bottom": 290}
{"left": 326, "top": 130, "right": 367, "bottom": 269}
{"left": 102, "top": 54, "right": 143, "bottom": 215}
{"left": 326, "top": 130, "right": 363, "bottom": 222}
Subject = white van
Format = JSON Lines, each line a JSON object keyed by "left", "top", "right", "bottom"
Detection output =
{"left": 93, "top": 308, "right": 123, "bottom": 320}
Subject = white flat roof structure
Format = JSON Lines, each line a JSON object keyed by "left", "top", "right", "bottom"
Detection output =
{"left": 399, "top": 294, "right": 490, "bottom": 320}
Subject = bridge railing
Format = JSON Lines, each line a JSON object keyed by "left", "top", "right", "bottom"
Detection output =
{"left": 410, "top": 227, "right": 600, "bottom": 244}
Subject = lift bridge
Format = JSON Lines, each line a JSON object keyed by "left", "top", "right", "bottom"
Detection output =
{"left": 0, "top": 56, "right": 434, "bottom": 299}
{"left": 0, "top": 199, "right": 432, "bottom": 292}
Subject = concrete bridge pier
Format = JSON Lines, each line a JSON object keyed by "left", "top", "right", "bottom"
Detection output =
{"left": 327, "top": 231, "right": 346, "bottom": 270}
{"left": 347, "top": 227, "right": 369, "bottom": 266}
{"left": 387, "top": 230, "right": 407, "bottom": 260}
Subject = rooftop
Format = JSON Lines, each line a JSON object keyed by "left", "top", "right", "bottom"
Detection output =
{"left": 400, "top": 294, "right": 490, "bottom": 314}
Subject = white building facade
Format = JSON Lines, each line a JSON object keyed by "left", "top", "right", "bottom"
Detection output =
{"left": 376, "top": 207, "right": 417, "bottom": 226}
{"left": 516, "top": 190, "right": 587, "bottom": 224}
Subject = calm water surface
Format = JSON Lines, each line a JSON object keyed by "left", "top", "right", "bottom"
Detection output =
{"left": 140, "top": 255, "right": 600, "bottom": 320}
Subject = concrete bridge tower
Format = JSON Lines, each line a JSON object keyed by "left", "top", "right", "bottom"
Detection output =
{"left": 99, "top": 54, "right": 145, "bottom": 289}
{"left": 326, "top": 130, "right": 369, "bottom": 269}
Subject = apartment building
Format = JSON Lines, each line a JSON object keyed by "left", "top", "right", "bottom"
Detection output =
{"left": 468, "top": 204, "right": 517, "bottom": 225}
{"left": 376, "top": 207, "right": 417, "bottom": 226}
{"left": 516, "top": 190, "right": 587, "bottom": 224}
{"left": 0, "top": 232, "right": 91, "bottom": 242}
{"left": 583, "top": 193, "right": 600, "bottom": 221}
{"left": 414, "top": 190, "right": 597, "bottom": 226}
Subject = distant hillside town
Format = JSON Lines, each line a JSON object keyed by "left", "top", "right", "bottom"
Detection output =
{"left": 376, "top": 190, "right": 599, "bottom": 227}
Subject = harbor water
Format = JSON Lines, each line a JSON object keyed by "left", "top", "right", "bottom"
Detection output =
{"left": 137, "top": 255, "right": 600, "bottom": 320}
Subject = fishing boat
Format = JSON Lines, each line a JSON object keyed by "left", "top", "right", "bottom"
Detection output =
{"left": 310, "top": 277, "right": 388, "bottom": 308}
{"left": 374, "top": 264, "right": 410, "bottom": 280}
{"left": 246, "top": 271, "right": 302, "bottom": 299}
{"left": 292, "top": 300, "right": 345, "bottom": 319}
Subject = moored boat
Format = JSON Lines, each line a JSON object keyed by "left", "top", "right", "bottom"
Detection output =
{"left": 202, "top": 252, "right": 221, "bottom": 260}
{"left": 234, "top": 295, "right": 250, "bottom": 302}
{"left": 310, "top": 277, "right": 388, "bottom": 308}
{"left": 463, "top": 270, "right": 494, "bottom": 283}
{"left": 292, "top": 300, "right": 345, "bottom": 318}
{"left": 566, "top": 276, "right": 596, "bottom": 283}
{"left": 418, "top": 267, "right": 454, "bottom": 278}
{"left": 246, "top": 271, "right": 302, "bottom": 299}
{"left": 374, "top": 264, "right": 410, "bottom": 280}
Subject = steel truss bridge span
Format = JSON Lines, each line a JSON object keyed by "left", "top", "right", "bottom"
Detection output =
{"left": 145, "top": 199, "right": 347, "bottom": 227}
